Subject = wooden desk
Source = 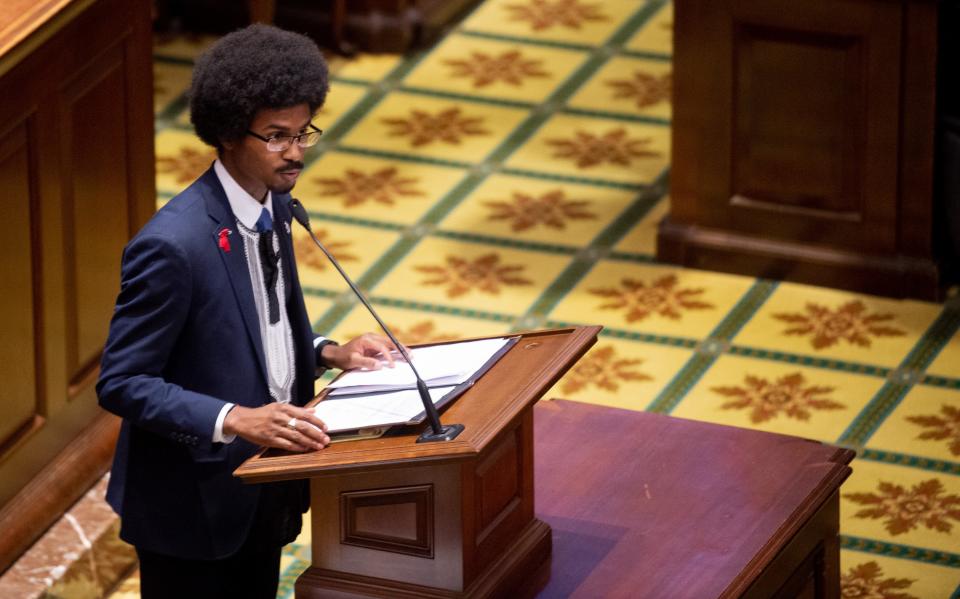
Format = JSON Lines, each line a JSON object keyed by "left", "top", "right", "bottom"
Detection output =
{"left": 534, "top": 400, "right": 854, "bottom": 598}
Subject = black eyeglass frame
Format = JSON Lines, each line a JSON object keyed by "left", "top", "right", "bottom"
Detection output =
{"left": 246, "top": 123, "right": 323, "bottom": 152}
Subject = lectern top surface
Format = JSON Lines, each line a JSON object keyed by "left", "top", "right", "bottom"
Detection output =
{"left": 234, "top": 326, "right": 601, "bottom": 483}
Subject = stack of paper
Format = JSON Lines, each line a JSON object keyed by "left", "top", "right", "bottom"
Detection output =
{"left": 326, "top": 337, "right": 511, "bottom": 397}
{"left": 313, "top": 337, "right": 514, "bottom": 435}
{"left": 314, "top": 386, "right": 458, "bottom": 433}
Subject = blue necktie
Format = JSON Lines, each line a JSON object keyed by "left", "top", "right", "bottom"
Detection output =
{"left": 256, "top": 208, "right": 280, "bottom": 324}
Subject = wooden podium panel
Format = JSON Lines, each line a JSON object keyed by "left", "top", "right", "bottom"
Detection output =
{"left": 534, "top": 400, "right": 855, "bottom": 598}
{"left": 235, "top": 327, "right": 600, "bottom": 598}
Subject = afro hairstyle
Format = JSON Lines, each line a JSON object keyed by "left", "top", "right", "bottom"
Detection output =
{"left": 189, "top": 24, "right": 329, "bottom": 150}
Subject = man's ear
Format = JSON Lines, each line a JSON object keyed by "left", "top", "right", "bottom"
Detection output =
{"left": 221, "top": 139, "right": 235, "bottom": 151}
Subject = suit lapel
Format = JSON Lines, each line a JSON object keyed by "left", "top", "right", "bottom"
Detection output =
{"left": 201, "top": 168, "right": 269, "bottom": 387}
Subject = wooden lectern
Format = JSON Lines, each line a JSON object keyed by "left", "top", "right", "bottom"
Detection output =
{"left": 235, "top": 326, "right": 600, "bottom": 598}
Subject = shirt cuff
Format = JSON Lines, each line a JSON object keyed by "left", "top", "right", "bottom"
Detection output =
{"left": 314, "top": 336, "right": 339, "bottom": 369}
{"left": 213, "top": 402, "right": 236, "bottom": 444}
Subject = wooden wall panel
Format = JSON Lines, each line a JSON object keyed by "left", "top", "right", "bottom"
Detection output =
{"left": 733, "top": 27, "right": 862, "bottom": 216}
{"left": 0, "top": 0, "right": 154, "bottom": 572}
{"left": 61, "top": 44, "right": 130, "bottom": 392}
{"left": 0, "top": 120, "right": 42, "bottom": 453}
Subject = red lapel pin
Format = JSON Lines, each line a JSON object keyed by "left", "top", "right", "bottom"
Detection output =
{"left": 218, "top": 228, "right": 232, "bottom": 253}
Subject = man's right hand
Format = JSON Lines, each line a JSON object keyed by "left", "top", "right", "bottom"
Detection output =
{"left": 223, "top": 403, "right": 330, "bottom": 452}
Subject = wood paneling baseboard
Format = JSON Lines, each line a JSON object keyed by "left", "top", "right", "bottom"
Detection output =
{"left": 0, "top": 412, "right": 119, "bottom": 573}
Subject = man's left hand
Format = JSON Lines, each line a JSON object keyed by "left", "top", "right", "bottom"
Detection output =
{"left": 322, "top": 333, "right": 402, "bottom": 370}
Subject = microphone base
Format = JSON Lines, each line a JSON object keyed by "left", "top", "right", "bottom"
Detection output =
{"left": 416, "top": 423, "right": 465, "bottom": 443}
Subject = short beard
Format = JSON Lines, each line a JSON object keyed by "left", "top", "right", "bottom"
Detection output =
{"left": 271, "top": 181, "right": 297, "bottom": 195}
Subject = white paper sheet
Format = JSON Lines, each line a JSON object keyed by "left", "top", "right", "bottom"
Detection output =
{"left": 326, "top": 337, "right": 510, "bottom": 396}
{"left": 313, "top": 385, "right": 458, "bottom": 432}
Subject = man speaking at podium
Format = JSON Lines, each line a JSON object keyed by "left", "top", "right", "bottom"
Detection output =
{"left": 97, "top": 25, "right": 395, "bottom": 598}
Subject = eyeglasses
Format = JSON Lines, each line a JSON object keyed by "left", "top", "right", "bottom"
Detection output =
{"left": 246, "top": 123, "right": 323, "bottom": 152}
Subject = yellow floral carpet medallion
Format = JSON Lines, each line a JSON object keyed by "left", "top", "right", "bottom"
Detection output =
{"left": 116, "top": 0, "right": 960, "bottom": 596}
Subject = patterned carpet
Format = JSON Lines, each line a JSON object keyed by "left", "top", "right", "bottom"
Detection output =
{"left": 110, "top": 0, "right": 960, "bottom": 597}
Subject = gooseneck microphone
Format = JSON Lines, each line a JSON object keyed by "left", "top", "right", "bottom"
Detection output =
{"left": 288, "top": 198, "right": 464, "bottom": 443}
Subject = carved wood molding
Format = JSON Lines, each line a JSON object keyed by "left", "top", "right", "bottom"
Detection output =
{"left": 0, "top": 411, "right": 119, "bottom": 574}
{"left": 296, "top": 518, "right": 551, "bottom": 599}
{"left": 341, "top": 484, "right": 435, "bottom": 558}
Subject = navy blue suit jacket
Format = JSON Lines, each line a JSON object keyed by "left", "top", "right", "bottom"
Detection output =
{"left": 98, "top": 167, "right": 316, "bottom": 560}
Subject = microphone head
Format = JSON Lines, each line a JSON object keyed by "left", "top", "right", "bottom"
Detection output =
{"left": 288, "top": 198, "right": 311, "bottom": 229}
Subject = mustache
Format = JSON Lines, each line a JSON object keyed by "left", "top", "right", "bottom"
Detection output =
{"left": 277, "top": 161, "right": 304, "bottom": 172}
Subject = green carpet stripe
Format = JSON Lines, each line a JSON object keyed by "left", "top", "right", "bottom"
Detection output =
{"left": 841, "top": 535, "right": 960, "bottom": 568}
{"left": 840, "top": 307, "right": 960, "bottom": 446}
{"left": 606, "top": 251, "right": 657, "bottom": 264}
{"left": 301, "top": 287, "right": 342, "bottom": 300}
{"left": 508, "top": 167, "right": 666, "bottom": 322}
{"left": 308, "top": 24, "right": 624, "bottom": 336}
{"left": 369, "top": 296, "right": 517, "bottom": 323}
{"left": 165, "top": 121, "right": 194, "bottom": 133}
{"left": 709, "top": 280, "right": 779, "bottom": 341}
{"left": 498, "top": 167, "right": 647, "bottom": 189}
{"left": 599, "top": 329, "right": 698, "bottom": 348}
{"left": 561, "top": 106, "right": 671, "bottom": 126}
{"left": 355, "top": 236, "right": 421, "bottom": 291}
{"left": 432, "top": 229, "right": 580, "bottom": 255}
{"left": 309, "top": 168, "right": 496, "bottom": 333}
{"left": 524, "top": 258, "right": 595, "bottom": 318}
{"left": 336, "top": 145, "right": 473, "bottom": 168}
{"left": 857, "top": 449, "right": 960, "bottom": 476}
{"left": 313, "top": 299, "right": 360, "bottom": 335}
{"left": 482, "top": 2, "right": 662, "bottom": 168}
{"left": 155, "top": 93, "right": 190, "bottom": 129}
{"left": 589, "top": 170, "right": 669, "bottom": 249}
{"left": 840, "top": 383, "right": 912, "bottom": 445}
{"left": 306, "top": 209, "right": 407, "bottom": 232}
{"left": 457, "top": 29, "right": 595, "bottom": 51}
{"left": 398, "top": 85, "right": 537, "bottom": 110}
{"left": 605, "top": 0, "right": 671, "bottom": 47}
{"left": 260, "top": 48, "right": 432, "bottom": 193}
{"left": 417, "top": 172, "right": 486, "bottom": 225}
{"left": 646, "top": 353, "right": 716, "bottom": 413}
{"left": 320, "top": 93, "right": 389, "bottom": 144}
{"left": 319, "top": 48, "right": 433, "bottom": 144}
{"left": 900, "top": 308, "right": 960, "bottom": 370}
{"left": 483, "top": 108, "right": 557, "bottom": 164}
{"left": 620, "top": 49, "right": 672, "bottom": 61}
{"left": 331, "top": 75, "right": 374, "bottom": 86}
{"left": 276, "top": 558, "right": 310, "bottom": 599}
{"left": 330, "top": 78, "right": 369, "bottom": 90}
{"left": 644, "top": 281, "right": 778, "bottom": 413}
{"left": 545, "top": 318, "right": 700, "bottom": 348}
{"left": 725, "top": 346, "right": 892, "bottom": 378}
{"left": 922, "top": 375, "right": 960, "bottom": 389}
